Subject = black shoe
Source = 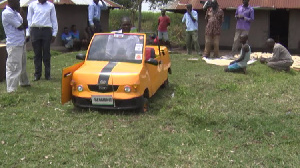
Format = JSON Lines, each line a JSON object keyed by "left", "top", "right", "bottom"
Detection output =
{"left": 45, "top": 77, "right": 51, "bottom": 80}
{"left": 33, "top": 76, "right": 40, "bottom": 81}
{"left": 20, "top": 84, "right": 31, "bottom": 87}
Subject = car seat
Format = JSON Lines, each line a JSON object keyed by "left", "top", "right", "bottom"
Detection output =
{"left": 145, "top": 47, "right": 155, "bottom": 60}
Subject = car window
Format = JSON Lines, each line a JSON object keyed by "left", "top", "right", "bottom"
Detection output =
{"left": 87, "top": 34, "right": 145, "bottom": 63}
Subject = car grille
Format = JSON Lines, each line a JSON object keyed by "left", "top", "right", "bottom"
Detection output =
{"left": 88, "top": 85, "right": 119, "bottom": 93}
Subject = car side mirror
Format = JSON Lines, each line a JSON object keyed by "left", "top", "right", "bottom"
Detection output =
{"left": 145, "top": 58, "right": 158, "bottom": 66}
{"left": 76, "top": 53, "right": 86, "bottom": 60}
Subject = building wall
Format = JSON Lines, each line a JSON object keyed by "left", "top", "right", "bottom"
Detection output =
{"left": 289, "top": 10, "right": 300, "bottom": 51}
{"left": 247, "top": 10, "right": 270, "bottom": 50}
{"left": 55, "top": 5, "right": 110, "bottom": 47}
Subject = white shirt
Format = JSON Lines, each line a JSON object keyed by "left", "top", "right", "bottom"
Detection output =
{"left": 26, "top": 0, "right": 58, "bottom": 36}
{"left": 182, "top": 10, "right": 198, "bottom": 31}
{"left": 88, "top": 1, "right": 107, "bottom": 26}
{"left": 2, "top": 6, "right": 25, "bottom": 46}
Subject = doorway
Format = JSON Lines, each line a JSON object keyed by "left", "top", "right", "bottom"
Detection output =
{"left": 269, "top": 9, "right": 289, "bottom": 48}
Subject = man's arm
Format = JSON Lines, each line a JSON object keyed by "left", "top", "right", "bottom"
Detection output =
{"left": 26, "top": 4, "right": 34, "bottom": 37}
{"left": 17, "top": 9, "right": 27, "bottom": 30}
{"left": 268, "top": 46, "right": 280, "bottom": 62}
{"left": 182, "top": 14, "right": 186, "bottom": 23}
{"left": 235, "top": 7, "right": 239, "bottom": 19}
{"left": 235, "top": 6, "right": 244, "bottom": 19}
{"left": 244, "top": 8, "right": 254, "bottom": 22}
{"left": 188, "top": 11, "right": 197, "bottom": 22}
{"left": 99, "top": 0, "right": 108, "bottom": 10}
{"left": 158, "top": 17, "right": 160, "bottom": 26}
{"left": 221, "top": 9, "right": 224, "bottom": 23}
{"left": 205, "top": 9, "right": 209, "bottom": 21}
{"left": 88, "top": 4, "right": 94, "bottom": 26}
{"left": 3, "top": 13, "right": 20, "bottom": 29}
{"left": 50, "top": 4, "right": 58, "bottom": 42}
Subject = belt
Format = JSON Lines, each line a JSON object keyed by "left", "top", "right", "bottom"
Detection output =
{"left": 32, "top": 27, "right": 51, "bottom": 29}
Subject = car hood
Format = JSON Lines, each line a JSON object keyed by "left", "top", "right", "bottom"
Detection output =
{"left": 73, "top": 61, "right": 143, "bottom": 85}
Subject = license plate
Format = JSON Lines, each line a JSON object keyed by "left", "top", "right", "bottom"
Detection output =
{"left": 91, "top": 95, "right": 113, "bottom": 105}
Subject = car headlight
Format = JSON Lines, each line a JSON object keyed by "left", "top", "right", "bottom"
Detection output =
{"left": 77, "top": 85, "right": 83, "bottom": 92}
{"left": 124, "top": 85, "right": 131, "bottom": 93}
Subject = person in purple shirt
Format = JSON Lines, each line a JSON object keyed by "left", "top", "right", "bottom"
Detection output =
{"left": 230, "top": 0, "right": 254, "bottom": 56}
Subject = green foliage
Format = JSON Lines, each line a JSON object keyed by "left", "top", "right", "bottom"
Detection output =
{"left": 0, "top": 51, "right": 300, "bottom": 167}
{"left": 109, "top": 10, "right": 186, "bottom": 47}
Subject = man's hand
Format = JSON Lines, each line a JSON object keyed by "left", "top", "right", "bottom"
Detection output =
{"left": 25, "top": 36, "right": 30, "bottom": 43}
{"left": 90, "top": 25, "right": 95, "bottom": 31}
{"left": 260, "top": 57, "right": 267, "bottom": 64}
{"left": 51, "top": 36, "right": 56, "bottom": 43}
{"left": 237, "top": 14, "right": 244, "bottom": 19}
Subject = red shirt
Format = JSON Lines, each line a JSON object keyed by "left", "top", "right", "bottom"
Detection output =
{"left": 158, "top": 15, "right": 170, "bottom": 32}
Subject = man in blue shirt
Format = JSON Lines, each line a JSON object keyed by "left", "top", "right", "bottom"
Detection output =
{"left": 61, "top": 27, "right": 73, "bottom": 49}
{"left": 88, "top": 0, "right": 107, "bottom": 33}
{"left": 70, "top": 24, "right": 81, "bottom": 50}
{"left": 2, "top": 0, "right": 30, "bottom": 92}
{"left": 182, "top": 4, "right": 201, "bottom": 55}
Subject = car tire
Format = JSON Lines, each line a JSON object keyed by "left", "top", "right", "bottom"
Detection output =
{"left": 137, "top": 97, "right": 149, "bottom": 113}
{"left": 161, "top": 78, "right": 169, "bottom": 89}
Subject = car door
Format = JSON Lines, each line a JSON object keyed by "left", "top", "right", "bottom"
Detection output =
{"left": 159, "top": 46, "right": 170, "bottom": 82}
{"left": 61, "top": 62, "right": 84, "bottom": 104}
{"left": 145, "top": 47, "right": 162, "bottom": 96}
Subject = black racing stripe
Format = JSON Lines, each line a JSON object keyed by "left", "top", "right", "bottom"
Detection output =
{"left": 98, "top": 62, "right": 117, "bottom": 85}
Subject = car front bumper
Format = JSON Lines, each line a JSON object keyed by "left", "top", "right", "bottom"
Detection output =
{"left": 72, "top": 96, "right": 144, "bottom": 110}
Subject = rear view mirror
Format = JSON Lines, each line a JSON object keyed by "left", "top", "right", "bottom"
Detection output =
{"left": 76, "top": 53, "right": 85, "bottom": 60}
{"left": 146, "top": 58, "right": 158, "bottom": 66}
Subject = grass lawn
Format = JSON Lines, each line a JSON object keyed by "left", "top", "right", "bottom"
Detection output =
{"left": 0, "top": 50, "right": 299, "bottom": 167}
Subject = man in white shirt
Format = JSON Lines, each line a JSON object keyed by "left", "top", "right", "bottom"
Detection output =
{"left": 182, "top": 4, "right": 201, "bottom": 55}
{"left": 27, "top": 0, "right": 58, "bottom": 81}
{"left": 88, "top": 0, "right": 107, "bottom": 33}
{"left": 2, "top": 0, "right": 30, "bottom": 93}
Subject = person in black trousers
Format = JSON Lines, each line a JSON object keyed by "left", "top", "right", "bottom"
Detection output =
{"left": 27, "top": 0, "right": 58, "bottom": 81}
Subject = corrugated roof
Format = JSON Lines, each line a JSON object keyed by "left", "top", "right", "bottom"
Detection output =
{"left": 165, "top": 0, "right": 300, "bottom": 10}
{"left": 0, "top": 0, "right": 122, "bottom": 8}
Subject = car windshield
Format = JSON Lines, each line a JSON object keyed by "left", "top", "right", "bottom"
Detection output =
{"left": 87, "top": 33, "right": 145, "bottom": 63}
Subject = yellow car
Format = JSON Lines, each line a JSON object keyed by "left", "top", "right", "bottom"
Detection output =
{"left": 61, "top": 33, "right": 171, "bottom": 112}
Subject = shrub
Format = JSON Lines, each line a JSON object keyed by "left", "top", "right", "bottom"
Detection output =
{"left": 109, "top": 10, "right": 186, "bottom": 48}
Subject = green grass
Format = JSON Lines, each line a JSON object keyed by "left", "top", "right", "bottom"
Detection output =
{"left": 0, "top": 51, "right": 300, "bottom": 167}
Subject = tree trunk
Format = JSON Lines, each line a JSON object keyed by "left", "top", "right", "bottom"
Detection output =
{"left": 137, "top": 0, "right": 142, "bottom": 32}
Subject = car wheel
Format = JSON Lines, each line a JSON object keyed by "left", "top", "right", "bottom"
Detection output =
{"left": 137, "top": 97, "right": 149, "bottom": 113}
{"left": 161, "top": 78, "right": 169, "bottom": 89}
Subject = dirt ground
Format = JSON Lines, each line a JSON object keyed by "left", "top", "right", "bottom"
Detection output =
{"left": 170, "top": 47, "right": 232, "bottom": 57}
